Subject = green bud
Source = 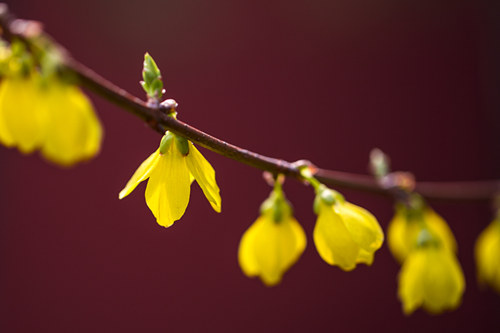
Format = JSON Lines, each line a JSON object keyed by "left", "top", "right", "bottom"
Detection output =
{"left": 174, "top": 135, "right": 190, "bottom": 156}
{"left": 159, "top": 132, "right": 174, "bottom": 154}
{"left": 319, "top": 188, "right": 336, "bottom": 205}
{"left": 259, "top": 182, "right": 292, "bottom": 223}
{"left": 369, "top": 148, "right": 390, "bottom": 179}
{"left": 141, "top": 52, "right": 163, "bottom": 100}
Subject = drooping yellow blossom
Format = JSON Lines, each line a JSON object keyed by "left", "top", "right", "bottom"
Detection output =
{"left": 398, "top": 229, "right": 465, "bottom": 315}
{"left": 475, "top": 217, "right": 500, "bottom": 294}
{"left": 119, "top": 131, "right": 221, "bottom": 228}
{"left": 388, "top": 203, "right": 457, "bottom": 264}
{"left": 238, "top": 181, "right": 306, "bottom": 286}
{"left": 0, "top": 74, "right": 103, "bottom": 166}
{"left": 313, "top": 186, "right": 384, "bottom": 271}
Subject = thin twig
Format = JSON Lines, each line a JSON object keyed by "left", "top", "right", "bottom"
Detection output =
{"left": 0, "top": 3, "right": 498, "bottom": 202}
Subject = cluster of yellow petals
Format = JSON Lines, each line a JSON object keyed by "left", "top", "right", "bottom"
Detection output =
{"left": 388, "top": 203, "right": 465, "bottom": 315}
{"left": 238, "top": 185, "right": 306, "bottom": 286}
{"left": 313, "top": 188, "right": 384, "bottom": 271}
{"left": 119, "top": 131, "right": 221, "bottom": 228}
{"left": 398, "top": 236, "right": 465, "bottom": 315}
{"left": 0, "top": 74, "right": 102, "bottom": 166}
{"left": 475, "top": 217, "right": 500, "bottom": 293}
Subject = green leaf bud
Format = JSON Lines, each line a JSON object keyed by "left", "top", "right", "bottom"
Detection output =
{"left": 141, "top": 52, "right": 163, "bottom": 100}
{"left": 370, "top": 148, "right": 390, "bottom": 179}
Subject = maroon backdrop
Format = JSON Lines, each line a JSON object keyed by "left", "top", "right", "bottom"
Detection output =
{"left": 1, "top": 0, "right": 499, "bottom": 332}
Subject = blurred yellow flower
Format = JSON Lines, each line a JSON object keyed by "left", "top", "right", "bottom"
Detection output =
{"left": 119, "top": 131, "right": 221, "bottom": 228}
{"left": 398, "top": 230, "right": 465, "bottom": 315}
{"left": 388, "top": 204, "right": 457, "bottom": 263}
{"left": 475, "top": 217, "right": 500, "bottom": 294}
{"left": 238, "top": 182, "right": 306, "bottom": 286}
{"left": 313, "top": 187, "right": 384, "bottom": 271}
{"left": 0, "top": 74, "right": 103, "bottom": 166}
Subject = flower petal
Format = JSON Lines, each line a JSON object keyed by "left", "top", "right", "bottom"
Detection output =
{"left": 426, "top": 209, "right": 457, "bottom": 253}
{"left": 290, "top": 217, "right": 307, "bottom": 261}
{"left": 398, "top": 249, "right": 426, "bottom": 315}
{"left": 40, "top": 84, "right": 103, "bottom": 166}
{"left": 238, "top": 217, "right": 263, "bottom": 278}
{"left": 421, "top": 249, "right": 465, "bottom": 314}
{"left": 258, "top": 217, "right": 306, "bottom": 286}
{"left": 356, "top": 248, "right": 375, "bottom": 266}
{"left": 145, "top": 148, "right": 191, "bottom": 227}
{"left": 0, "top": 107, "right": 14, "bottom": 146}
{"left": 119, "top": 149, "right": 161, "bottom": 199}
{"left": 185, "top": 143, "right": 221, "bottom": 212}
{"left": 0, "top": 82, "right": 14, "bottom": 146}
{"left": 239, "top": 215, "right": 306, "bottom": 286}
{"left": 398, "top": 246, "right": 465, "bottom": 315}
{"left": 475, "top": 220, "right": 500, "bottom": 293}
{"left": 387, "top": 208, "right": 409, "bottom": 263}
{"left": 336, "top": 202, "right": 384, "bottom": 252}
{"left": 0, "top": 76, "right": 47, "bottom": 153}
{"left": 313, "top": 204, "right": 359, "bottom": 271}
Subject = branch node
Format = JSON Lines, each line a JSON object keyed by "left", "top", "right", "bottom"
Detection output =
{"left": 160, "top": 98, "right": 178, "bottom": 115}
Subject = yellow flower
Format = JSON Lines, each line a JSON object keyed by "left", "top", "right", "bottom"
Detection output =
{"left": 119, "top": 131, "right": 221, "bottom": 228}
{"left": 313, "top": 187, "right": 384, "bottom": 271}
{"left": 238, "top": 183, "right": 306, "bottom": 286}
{"left": 388, "top": 204, "right": 457, "bottom": 263}
{"left": 398, "top": 230, "right": 465, "bottom": 315}
{"left": 0, "top": 74, "right": 103, "bottom": 166}
{"left": 475, "top": 217, "right": 500, "bottom": 293}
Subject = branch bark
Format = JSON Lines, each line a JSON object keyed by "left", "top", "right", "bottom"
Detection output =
{"left": 0, "top": 3, "right": 498, "bottom": 202}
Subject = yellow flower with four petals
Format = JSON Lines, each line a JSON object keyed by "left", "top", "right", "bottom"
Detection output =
{"left": 119, "top": 131, "right": 221, "bottom": 228}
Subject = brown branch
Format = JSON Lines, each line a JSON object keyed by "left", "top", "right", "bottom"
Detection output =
{"left": 0, "top": 3, "right": 498, "bottom": 202}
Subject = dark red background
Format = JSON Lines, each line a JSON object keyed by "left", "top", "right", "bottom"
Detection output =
{"left": 1, "top": 0, "right": 499, "bottom": 332}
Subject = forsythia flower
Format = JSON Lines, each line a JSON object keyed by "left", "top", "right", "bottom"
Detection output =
{"left": 313, "top": 186, "right": 384, "bottom": 271}
{"left": 238, "top": 182, "right": 306, "bottom": 286}
{"left": 0, "top": 74, "right": 102, "bottom": 166}
{"left": 398, "top": 230, "right": 465, "bottom": 315}
{"left": 387, "top": 204, "right": 457, "bottom": 263}
{"left": 475, "top": 217, "right": 500, "bottom": 293}
{"left": 119, "top": 131, "right": 221, "bottom": 228}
